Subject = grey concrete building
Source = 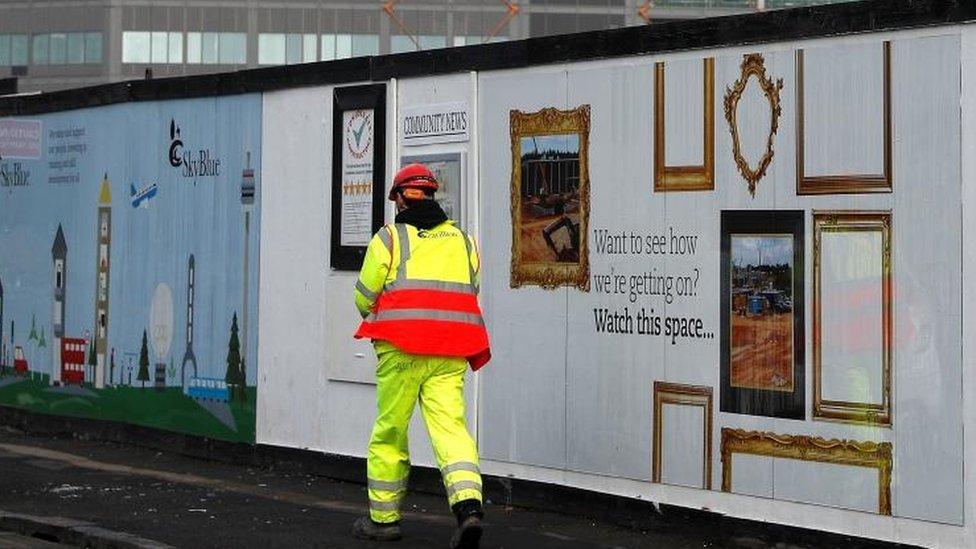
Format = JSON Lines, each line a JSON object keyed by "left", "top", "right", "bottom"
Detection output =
{"left": 0, "top": 0, "right": 828, "bottom": 93}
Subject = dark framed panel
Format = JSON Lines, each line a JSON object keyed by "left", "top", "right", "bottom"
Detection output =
{"left": 720, "top": 210, "right": 804, "bottom": 419}
{"left": 331, "top": 83, "right": 387, "bottom": 270}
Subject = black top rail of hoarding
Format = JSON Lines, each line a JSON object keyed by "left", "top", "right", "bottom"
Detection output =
{"left": 0, "top": 0, "right": 973, "bottom": 116}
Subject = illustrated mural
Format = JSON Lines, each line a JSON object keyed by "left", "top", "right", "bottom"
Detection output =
{"left": 0, "top": 95, "right": 262, "bottom": 442}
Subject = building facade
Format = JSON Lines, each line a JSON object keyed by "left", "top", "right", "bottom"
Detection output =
{"left": 0, "top": 0, "right": 830, "bottom": 93}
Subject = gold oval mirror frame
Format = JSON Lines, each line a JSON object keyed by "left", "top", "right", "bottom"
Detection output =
{"left": 723, "top": 53, "right": 784, "bottom": 197}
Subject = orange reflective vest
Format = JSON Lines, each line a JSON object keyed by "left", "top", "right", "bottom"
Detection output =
{"left": 354, "top": 222, "right": 491, "bottom": 370}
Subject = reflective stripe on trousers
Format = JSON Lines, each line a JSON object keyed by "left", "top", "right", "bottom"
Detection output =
{"left": 366, "top": 347, "right": 482, "bottom": 523}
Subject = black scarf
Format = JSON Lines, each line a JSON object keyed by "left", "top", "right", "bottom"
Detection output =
{"left": 395, "top": 200, "right": 448, "bottom": 230}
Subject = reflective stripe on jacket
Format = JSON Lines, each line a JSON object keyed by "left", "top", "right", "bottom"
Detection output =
{"left": 354, "top": 221, "right": 491, "bottom": 370}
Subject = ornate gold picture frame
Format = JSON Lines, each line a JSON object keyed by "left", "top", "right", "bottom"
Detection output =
{"left": 654, "top": 58, "right": 715, "bottom": 192}
{"left": 723, "top": 53, "right": 783, "bottom": 197}
{"left": 796, "top": 42, "right": 892, "bottom": 194}
{"left": 510, "top": 105, "right": 591, "bottom": 291}
{"left": 653, "top": 381, "right": 713, "bottom": 489}
{"left": 813, "top": 211, "right": 892, "bottom": 426}
{"left": 721, "top": 428, "right": 892, "bottom": 515}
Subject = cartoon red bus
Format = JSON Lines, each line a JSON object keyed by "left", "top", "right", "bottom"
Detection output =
{"left": 61, "top": 338, "right": 87, "bottom": 386}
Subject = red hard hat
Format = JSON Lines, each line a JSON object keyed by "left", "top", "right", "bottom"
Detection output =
{"left": 390, "top": 163, "right": 439, "bottom": 200}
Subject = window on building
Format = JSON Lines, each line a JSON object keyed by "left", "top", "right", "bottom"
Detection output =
{"left": 49, "top": 33, "right": 66, "bottom": 64}
{"left": 261, "top": 33, "right": 316, "bottom": 65}
{"left": 150, "top": 32, "right": 168, "bottom": 63}
{"left": 258, "top": 34, "right": 285, "bottom": 65}
{"left": 303, "top": 34, "right": 316, "bottom": 63}
{"left": 67, "top": 33, "right": 84, "bottom": 64}
{"left": 353, "top": 35, "right": 378, "bottom": 57}
{"left": 85, "top": 33, "right": 102, "bottom": 63}
{"left": 11, "top": 35, "right": 28, "bottom": 65}
{"left": 168, "top": 32, "right": 182, "bottom": 63}
{"left": 218, "top": 32, "right": 246, "bottom": 64}
{"left": 201, "top": 32, "right": 218, "bottom": 64}
{"left": 321, "top": 34, "right": 377, "bottom": 61}
{"left": 186, "top": 32, "right": 201, "bottom": 64}
{"left": 0, "top": 36, "right": 9, "bottom": 65}
{"left": 285, "top": 34, "right": 302, "bottom": 64}
{"left": 122, "top": 31, "right": 150, "bottom": 63}
{"left": 32, "top": 34, "right": 50, "bottom": 65}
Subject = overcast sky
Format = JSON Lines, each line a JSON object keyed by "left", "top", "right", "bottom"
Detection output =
{"left": 521, "top": 133, "right": 579, "bottom": 156}
{"left": 732, "top": 235, "right": 792, "bottom": 267}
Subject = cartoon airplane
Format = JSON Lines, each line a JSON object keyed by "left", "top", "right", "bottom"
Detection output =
{"left": 130, "top": 182, "right": 158, "bottom": 208}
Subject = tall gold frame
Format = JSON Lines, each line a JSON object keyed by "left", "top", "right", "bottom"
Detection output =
{"left": 721, "top": 428, "right": 892, "bottom": 515}
{"left": 654, "top": 58, "right": 715, "bottom": 192}
{"left": 813, "top": 211, "right": 892, "bottom": 426}
{"left": 652, "top": 381, "right": 713, "bottom": 489}
{"left": 509, "top": 105, "right": 591, "bottom": 291}
{"left": 796, "top": 42, "right": 892, "bottom": 195}
{"left": 723, "top": 53, "right": 783, "bottom": 197}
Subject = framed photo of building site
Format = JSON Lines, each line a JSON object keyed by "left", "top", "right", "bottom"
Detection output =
{"left": 720, "top": 210, "right": 805, "bottom": 419}
{"left": 812, "top": 211, "right": 892, "bottom": 426}
{"left": 509, "top": 105, "right": 591, "bottom": 291}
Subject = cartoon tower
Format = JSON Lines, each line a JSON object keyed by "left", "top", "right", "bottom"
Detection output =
{"left": 240, "top": 151, "right": 255, "bottom": 391}
{"left": 181, "top": 254, "right": 197, "bottom": 390}
{"left": 51, "top": 224, "right": 67, "bottom": 385}
{"left": 92, "top": 173, "right": 112, "bottom": 389}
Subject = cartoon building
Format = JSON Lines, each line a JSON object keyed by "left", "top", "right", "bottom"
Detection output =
{"left": 92, "top": 174, "right": 112, "bottom": 389}
{"left": 51, "top": 224, "right": 67, "bottom": 385}
{"left": 240, "top": 152, "right": 254, "bottom": 388}
{"left": 181, "top": 254, "right": 197, "bottom": 390}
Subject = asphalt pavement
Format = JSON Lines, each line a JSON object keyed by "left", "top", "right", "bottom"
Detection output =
{"left": 0, "top": 427, "right": 910, "bottom": 549}
{"left": 0, "top": 428, "right": 686, "bottom": 548}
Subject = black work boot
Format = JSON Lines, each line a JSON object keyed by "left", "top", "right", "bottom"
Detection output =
{"left": 352, "top": 516, "right": 402, "bottom": 541}
{"left": 449, "top": 500, "right": 484, "bottom": 549}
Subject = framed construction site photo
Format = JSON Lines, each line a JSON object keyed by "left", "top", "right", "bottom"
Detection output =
{"left": 720, "top": 210, "right": 804, "bottom": 419}
{"left": 509, "top": 105, "right": 591, "bottom": 291}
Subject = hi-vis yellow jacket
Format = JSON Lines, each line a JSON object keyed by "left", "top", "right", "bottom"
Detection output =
{"left": 354, "top": 220, "right": 491, "bottom": 370}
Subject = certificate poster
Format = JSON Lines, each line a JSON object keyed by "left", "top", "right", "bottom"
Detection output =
{"left": 331, "top": 84, "right": 386, "bottom": 270}
{"left": 340, "top": 109, "right": 375, "bottom": 247}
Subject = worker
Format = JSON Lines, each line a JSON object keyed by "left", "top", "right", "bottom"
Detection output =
{"left": 352, "top": 163, "right": 491, "bottom": 549}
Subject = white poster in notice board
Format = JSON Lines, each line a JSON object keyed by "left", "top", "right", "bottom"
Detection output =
{"left": 340, "top": 108, "right": 375, "bottom": 247}
{"left": 400, "top": 101, "right": 470, "bottom": 146}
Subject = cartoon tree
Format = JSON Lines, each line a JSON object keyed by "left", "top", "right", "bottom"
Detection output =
{"left": 137, "top": 330, "right": 150, "bottom": 389}
{"left": 109, "top": 348, "right": 116, "bottom": 387}
{"left": 225, "top": 313, "right": 243, "bottom": 402}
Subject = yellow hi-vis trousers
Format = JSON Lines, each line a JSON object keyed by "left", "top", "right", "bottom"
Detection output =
{"left": 367, "top": 344, "right": 483, "bottom": 524}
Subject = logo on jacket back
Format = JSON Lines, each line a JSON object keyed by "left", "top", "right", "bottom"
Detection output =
{"left": 168, "top": 119, "right": 221, "bottom": 178}
{"left": 417, "top": 229, "right": 457, "bottom": 239}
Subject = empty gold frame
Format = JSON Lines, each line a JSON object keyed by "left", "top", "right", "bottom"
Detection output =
{"left": 796, "top": 42, "right": 892, "bottom": 194}
{"left": 652, "top": 382, "right": 713, "bottom": 489}
{"left": 654, "top": 58, "right": 715, "bottom": 192}
{"left": 813, "top": 211, "right": 892, "bottom": 426}
{"left": 510, "top": 105, "right": 591, "bottom": 291}
{"left": 723, "top": 53, "right": 783, "bottom": 197}
{"left": 720, "top": 428, "right": 892, "bottom": 515}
